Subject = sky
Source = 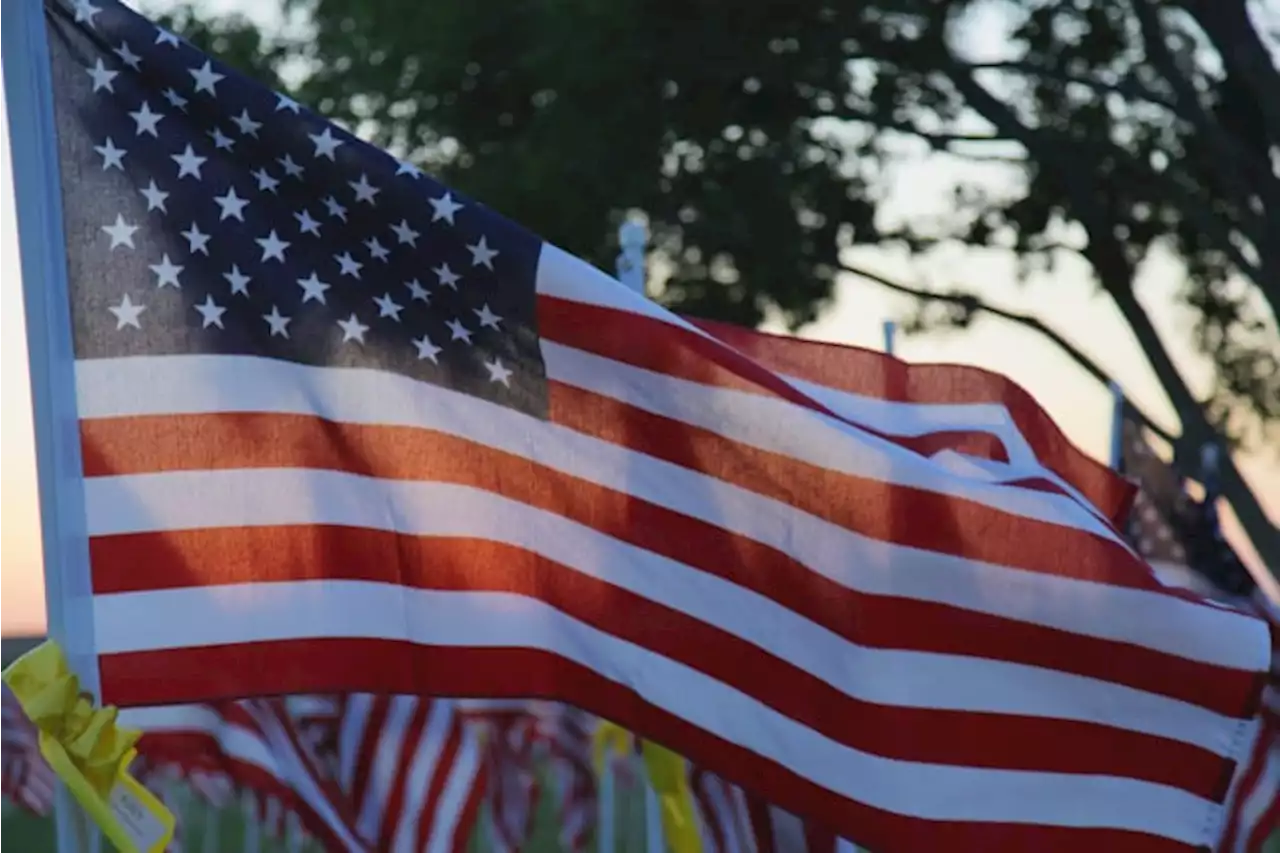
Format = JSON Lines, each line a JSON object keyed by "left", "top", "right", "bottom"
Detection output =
{"left": 1, "top": 3, "right": 1278, "bottom": 635}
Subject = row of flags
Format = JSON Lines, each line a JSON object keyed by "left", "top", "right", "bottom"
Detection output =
{"left": 3, "top": 0, "right": 1277, "bottom": 850}
{"left": 4, "top": 689, "right": 866, "bottom": 852}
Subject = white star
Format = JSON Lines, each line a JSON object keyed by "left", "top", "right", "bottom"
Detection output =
{"left": 114, "top": 42, "right": 142, "bottom": 70}
{"left": 251, "top": 168, "right": 280, "bottom": 194}
{"left": 101, "top": 214, "right": 138, "bottom": 250}
{"left": 334, "top": 252, "right": 363, "bottom": 279}
{"left": 193, "top": 294, "right": 227, "bottom": 329}
{"left": 445, "top": 318, "right": 473, "bottom": 344}
{"left": 412, "top": 335, "right": 441, "bottom": 363}
{"left": 474, "top": 303, "right": 502, "bottom": 330}
{"left": 231, "top": 109, "right": 262, "bottom": 137}
{"left": 390, "top": 219, "right": 419, "bottom": 247}
{"left": 262, "top": 306, "right": 291, "bottom": 337}
{"left": 364, "top": 237, "right": 390, "bottom": 262}
{"left": 85, "top": 60, "right": 118, "bottom": 93}
{"left": 278, "top": 154, "right": 304, "bottom": 179}
{"left": 294, "top": 209, "right": 322, "bottom": 236}
{"left": 181, "top": 222, "right": 211, "bottom": 255}
{"left": 257, "top": 230, "right": 291, "bottom": 262}
{"left": 396, "top": 160, "right": 423, "bottom": 178}
{"left": 213, "top": 187, "right": 249, "bottom": 221}
{"left": 154, "top": 28, "right": 181, "bottom": 48}
{"left": 139, "top": 180, "right": 169, "bottom": 212}
{"left": 129, "top": 102, "right": 163, "bottom": 137}
{"left": 429, "top": 192, "right": 463, "bottom": 224}
{"left": 337, "top": 313, "right": 369, "bottom": 344}
{"left": 322, "top": 196, "right": 347, "bottom": 221}
{"left": 484, "top": 357, "right": 514, "bottom": 387}
{"left": 108, "top": 294, "right": 145, "bottom": 330}
{"left": 297, "top": 272, "right": 330, "bottom": 304}
{"left": 94, "top": 137, "right": 126, "bottom": 171}
{"left": 172, "top": 145, "right": 207, "bottom": 180}
{"left": 309, "top": 127, "right": 343, "bottom": 160}
{"left": 72, "top": 0, "right": 100, "bottom": 26}
{"left": 189, "top": 61, "right": 225, "bottom": 96}
{"left": 373, "top": 293, "right": 404, "bottom": 322}
{"left": 405, "top": 279, "right": 430, "bottom": 302}
{"left": 467, "top": 236, "right": 499, "bottom": 270}
{"left": 275, "top": 93, "right": 301, "bottom": 113}
{"left": 149, "top": 254, "right": 183, "bottom": 289}
{"left": 208, "top": 127, "right": 235, "bottom": 151}
{"left": 224, "top": 265, "right": 251, "bottom": 297}
{"left": 162, "top": 88, "right": 188, "bottom": 111}
{"left": 433, "top": 263, "right": 461, "bottom": 290}
{"left": 348, "top": 173, "right": 379, "bottom": 204}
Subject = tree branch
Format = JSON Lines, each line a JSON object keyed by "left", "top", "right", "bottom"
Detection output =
{"left": 840, "top": 262, "right": 1176, "bottom": 444}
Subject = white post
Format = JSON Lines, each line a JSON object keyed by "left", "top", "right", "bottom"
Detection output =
{"left": 2, "top": 2, "right": 101, "bottom": 851}
{"left": 882, "top": 320, "right": 897, "bottom": 356}
{"left": 616, "top": 221, "right": 648, "bottom": 297}
{"left": 241, "top": 791, "right": 262, "bottom": 853}
{"left": 598, "top": 751, "right": 616, "bottom": 853}
{"left": 641, "top": 752, "right": 664, "bottom": 853}
{"left": 1108, "top": 382, "right": 1126, "bottom": 471}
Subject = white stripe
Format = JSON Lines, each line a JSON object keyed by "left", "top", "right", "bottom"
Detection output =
{"left": 358, "top": 695, "right": 415, "bottom": 841}
{"left": 425, "top": 716, "right": 483, "bottom": 853}
{"left": 1232, "top": 743, "right": 1280, "bottom": 853}
{"left": 87, "top": 467, "right": 1242, "bottom": 754}
{"left": 75, "top": 355, "right": 1264, "bottom": 671}
{"left": 391, "top": 702, "right": 451, "bottom": 853}
{"left": 338, "top": 694, "right": 372, "bottom": 794}
{"left": 94, "top": 581, "right": 1222, "bottom": 842}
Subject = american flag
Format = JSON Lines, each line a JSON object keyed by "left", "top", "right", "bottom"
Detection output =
{"left": 1115, "top": 411, "right": 1279, "bottom": 852}
{"left": 1116, "top": 410, "right": 1258, "bottom": 599}
{"left": 122, "top": 699, "right": 368, "bottom": 850}
{"left": 27, "top": 0, "right": 1272, "bottom": 848}
{"left": 334, "top": 694, "right": 486, "bottom": 853}
{"left": 473, "top": 709, "right": 543, "bottom": 853}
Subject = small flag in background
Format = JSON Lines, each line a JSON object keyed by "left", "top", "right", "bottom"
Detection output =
{"left": 1, "top": 686, "right": 56, "bottom": 817}
{"left": 16, "top": 0, "right": 1273, "bottom": 849}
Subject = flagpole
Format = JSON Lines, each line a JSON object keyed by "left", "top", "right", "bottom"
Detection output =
{"left": 1108, "top": 382, "right": 1126, "bottom": 471}
{"left": 882, "top": 320, "right": 897, "bottom": 356}
{"left": 3, "top": 2, "right": 102, "bottom": 852}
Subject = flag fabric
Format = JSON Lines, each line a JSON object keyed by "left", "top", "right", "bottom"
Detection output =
{"left": 27, "top": 0, "right": 1273, "bottom": 848}
{"left": 1, "top": 685, "right": 57, "bottom": 816}
{"left": 529, "top": 704, "right": 597, "bottom": 853}
{"left": 1115, "top": 410, "right": 1259, "bottom": 598}
{"left": 335, "top": 694, "right": 486, "bottom": 853}
{"left": 122, "top": 699, "right": 369, "bottom": 851}
{"left": 474, "top": 709, "right": 543, "bottom": 853}
{"left": 1115, "top": 409, "right": 1279, "bottom": 852}
{"left": 690, "top": 768, "right": 757, "bottom": 853}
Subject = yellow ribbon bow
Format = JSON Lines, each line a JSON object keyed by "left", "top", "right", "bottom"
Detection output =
{"left": 3, "top": 641, "right": 174, "bottom": 853}
{"left": 640, "top": 739, "right": 703, "bottom": 853}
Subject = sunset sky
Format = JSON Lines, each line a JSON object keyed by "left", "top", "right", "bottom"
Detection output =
{"left": 1, "top": 4, "right": 1277, "bottom": 636}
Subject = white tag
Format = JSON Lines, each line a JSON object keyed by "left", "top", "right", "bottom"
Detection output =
{"left": 108, "top": 782, "right": 167, "bottom": 852}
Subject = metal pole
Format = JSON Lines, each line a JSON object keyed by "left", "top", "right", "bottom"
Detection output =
{"left": 882, "top": 320, "right": 897, "bottom": 356}
{"left": 616, "top": 221, "right": 648, "bottom": 297}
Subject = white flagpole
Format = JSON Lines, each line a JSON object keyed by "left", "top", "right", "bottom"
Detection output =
{"left": 1108, "top": 382, "right": 1126, "bottom": 471}
{"left": 617, "top": 220, "right": 648, "bottom": 297}
{"left": 3, "top": 2, "right": 101, "bottom": 852}
{"left": 882, "top": 320, "right": 897, "bottom": 356}
{"left": 597, "top": 751, "right": 616, "bottom": 853}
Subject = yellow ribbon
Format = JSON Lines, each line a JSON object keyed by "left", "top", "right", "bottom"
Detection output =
{"left": 640, "top": 739, "right": 703, "bottom": 853}
{"left": 592, "top": 719, "right": 634, "bottom": 774}
{"left": 3, "top": 641, "right": 174, "bottom": 853}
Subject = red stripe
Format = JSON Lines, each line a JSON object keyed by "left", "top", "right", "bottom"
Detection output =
{"left": 411, "top": 705, "right": 463, "bottom": 853}
{"left": 81, "top": 413, "right": 1252, "bottom": 717}
{"left": 689, "top": 316, "right": 1133, "bottom": 524}
{"left": 100, "top": 640, "right": 1211, "bottom": 853}
{"left": 1220, "top": 725, "right": 1272, "bottom": 852}
{"left": 90, "top": 525, "right": 1229, "bottom": 794}
{"left": 378, "top": 700, "right": 429, "bottom": 851}
{"left": 350, "top": 696, "right": 389, "bottom": 826}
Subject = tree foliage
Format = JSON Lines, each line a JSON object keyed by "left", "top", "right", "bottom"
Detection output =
{"left": 161, "top": 0, "right": 1279, "bottom": 559}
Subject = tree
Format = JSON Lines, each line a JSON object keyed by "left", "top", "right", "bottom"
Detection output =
{"left": 160, "top": 0, "right": 1279, "bottom": 564}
